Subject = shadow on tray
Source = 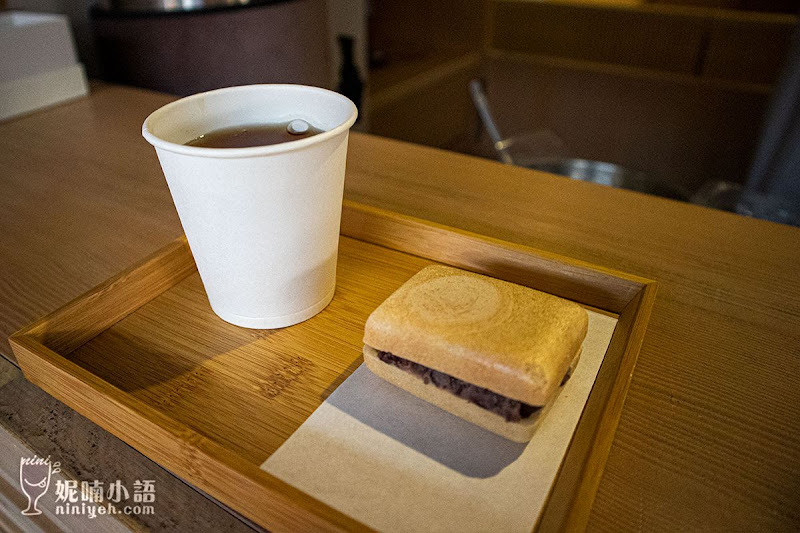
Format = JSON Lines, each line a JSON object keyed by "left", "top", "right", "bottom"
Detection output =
{"left": 327, "top": 365, "right": 526, "bottom": 478}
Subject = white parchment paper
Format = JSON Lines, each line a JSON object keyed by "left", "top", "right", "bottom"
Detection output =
{"left": 261, "top": 310, "right": 618, "bottom": 532}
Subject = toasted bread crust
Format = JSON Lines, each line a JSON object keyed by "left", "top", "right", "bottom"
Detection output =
{"left": 363, "top": 265, "right": 588, "bottom": 406}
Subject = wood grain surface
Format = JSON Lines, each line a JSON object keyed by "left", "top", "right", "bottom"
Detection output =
{"left": 2, "top": 85, "right": 799, "bottom": 531}
{"left": 0, "top": 84, "right": 182, "bottom": 358}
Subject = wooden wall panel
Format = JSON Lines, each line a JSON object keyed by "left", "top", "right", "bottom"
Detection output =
{"left": 484, "top": 53, "right": 770, "bottom": 191}
{"left": 703, "top": 18, "right": 795, "bottom": 85}
{"left": 491, "top": 2, "right": 706, "bottom": 73}
{"left": 489, "top": 1, "right": 796, "bottom": 84}
{"left": 371, "top": 64, "right": 480, "bottom": 150}
{"left": 647, "top": 0, "right": 799, "bottom": 12}
{"left": 368, "top": 0, "right": 483, "bottom": 58}
{"left": 366, "top": 0, "right": 794, "bottom": 193}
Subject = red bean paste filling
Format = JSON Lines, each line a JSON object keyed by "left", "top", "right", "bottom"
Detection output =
{"left": 376, "top": 350, "right": 561, "bottom": 422}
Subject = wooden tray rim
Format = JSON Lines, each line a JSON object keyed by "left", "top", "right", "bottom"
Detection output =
{"left": 10, "top": 200, "right": 657, "bottom": 533}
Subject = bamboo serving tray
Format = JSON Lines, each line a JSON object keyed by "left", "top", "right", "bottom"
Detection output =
{"left": 10, "top": 201, "right": 656, "bottom": 533}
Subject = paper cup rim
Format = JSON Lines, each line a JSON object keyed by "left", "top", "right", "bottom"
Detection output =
{"left": 142, "top": 84, "right": 358, "bottom": 159}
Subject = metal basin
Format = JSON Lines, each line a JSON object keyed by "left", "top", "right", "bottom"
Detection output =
{"left": 524, "top": 158, "right": 689, "bottom": 201}
{"left": 106, "top": 0, "right": 260, "bottom": 13}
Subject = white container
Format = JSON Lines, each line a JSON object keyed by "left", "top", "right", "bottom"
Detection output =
{"left": 142, "top": 85, "right": 357, "bottom": 329}
{"left": 0, "top": 11, "right": 88, "bottom": 121}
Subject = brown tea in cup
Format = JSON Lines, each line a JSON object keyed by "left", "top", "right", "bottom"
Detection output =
{"left": 186, "top": 122, "right": 324, "bottom": 148}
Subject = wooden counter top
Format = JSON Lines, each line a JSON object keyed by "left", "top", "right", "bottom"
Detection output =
{"left": 2, "top": 84, "right": 798, "bottom": 531}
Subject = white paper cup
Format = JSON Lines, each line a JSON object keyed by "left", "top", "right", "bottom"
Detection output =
{"left": 142, "top": 85, "right": 357, "bottom": 329}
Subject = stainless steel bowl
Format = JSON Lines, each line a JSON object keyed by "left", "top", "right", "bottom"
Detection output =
{"left": 524, "top": 158, "right": 690, "bottom": 201}
{"left": 106, "top": 0, "right": 254, "bottom": 12}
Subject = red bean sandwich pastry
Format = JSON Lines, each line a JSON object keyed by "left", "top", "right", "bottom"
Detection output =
{"left": 362, "top": 265, "right": 588, "bottom": 442}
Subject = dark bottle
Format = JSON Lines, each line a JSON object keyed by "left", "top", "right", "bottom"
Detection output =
{"left": 337, "top": 34, "right": 363, "bottom": 121}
